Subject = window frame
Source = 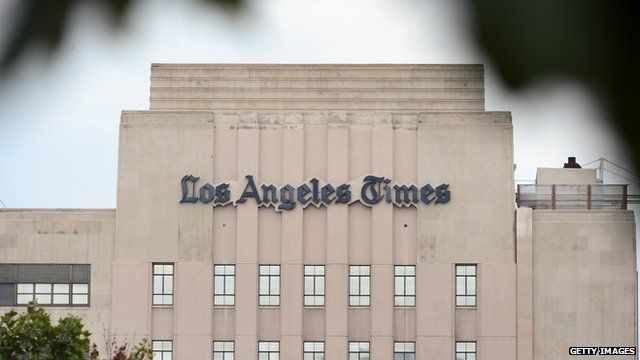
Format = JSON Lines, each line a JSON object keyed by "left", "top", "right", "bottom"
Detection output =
{"left": 349, "top": 265, "right": 371, "bottom": 307}
{"left": 455, "top": 264, "right": 477, "bottom": 308}
{"left": 0, "top": 264, "right": 90, "bottom": 307}
{"left": 258, "top": 265, "right": 280, "bottom": 307}
{"left": 348, "top": 341, "right": 370, "bottom": 360}
{"left": 213, "top": 340, "right": 235, "bottom": 360}
{"left": 258, "top": 340, "right": 280, "bottom": 360}
{"left": 152, "top": 263, "right": 174, "bottom": 306}
{"left": 394, "top": 265, "right": 416, "bottom": 307}
{"left": 303, "top": 341, "right": 324, "bottom": 360}
{"left": 393, "top": 341, "right": 415, "bottom": 360}
{"left": 455, "top": 341, "right": 476, "bottom": 360}
{"left": 152, "top": 340, "right": 173, "bottom": 360}
{"left": 214, "top": 265, "right": 236, "bottom": 306}
{"left": 303, "top": 265, "right": 325, "bottom": 307}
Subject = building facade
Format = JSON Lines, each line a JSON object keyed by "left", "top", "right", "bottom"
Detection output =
{"left": 0, "top": 64, "right": 636, "bottom": 359}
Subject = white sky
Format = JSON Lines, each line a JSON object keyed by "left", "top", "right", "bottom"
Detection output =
{"left": 0, "top": 0, "right": 633, "bottom": 208}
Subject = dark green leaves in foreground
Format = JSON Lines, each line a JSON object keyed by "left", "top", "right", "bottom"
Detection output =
{"left": 0, "top": 302, "right": 90, "bottom": 360}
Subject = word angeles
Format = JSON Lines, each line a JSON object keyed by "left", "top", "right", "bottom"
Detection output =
{"left": 180, "top": 174, "right": 451, "bottom": 211}
{"left": 569, "top": 347, "right": 636, "bottom": 356}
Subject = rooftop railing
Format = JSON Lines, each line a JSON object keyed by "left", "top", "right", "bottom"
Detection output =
{"left": 516, "top": 184, "right": 633, "bottom": 210}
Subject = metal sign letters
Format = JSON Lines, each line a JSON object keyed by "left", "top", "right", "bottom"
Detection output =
{"left": 180, "top": 174, "right": 450, "bottom": 211}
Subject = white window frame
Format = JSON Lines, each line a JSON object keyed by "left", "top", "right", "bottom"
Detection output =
{"left": 304, "top": 265, "right": 325, "bottom": 307}
{"left": 213, "top": 340, "right": 234, "bottom": 360}
{"left": 152, "top": 340, "right": 173, "bottom": 360}
{"left": 153, "top": 263, "right": 174, "bottom": 306}
{"left": 349, "top": 265, "right": 370, "bottom": 307}
{"left": 303, "top": 341, "right": 324, "bottom": 360}
{"left": 259, "top": 265, "right": 280, "bottom": 306}
{"left": 394, "top": 265, "right": 416, "bottom": 307}
{"left": 214, "top": 265, "right": 235, "bottom": 306}
{"left": 16, "top": 282, "right": 88, "bottom": 306}
{"left": 394, "top": 342, "right": 415, "bottom": 360}
{"left": 456, "top": 341, "right": 476, "bottom": 360}
{"left": 258, "top": 341, "right": 279, "bottom": 360}
{"left": 348, "top": 341, "right": 370, "bottom": 360}
{"left": 455, "top": 264, "right": 477, "bottom": 307}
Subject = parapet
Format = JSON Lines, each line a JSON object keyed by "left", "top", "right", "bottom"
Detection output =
{"left": 148, "top": 64, "right": 485, "bottom": 112}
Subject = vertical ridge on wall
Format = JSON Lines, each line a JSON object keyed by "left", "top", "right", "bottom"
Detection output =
{"left": 371, "top": 113, "right": 395, "bottom": 356}
{"left": 325, "top": 113, "right": 350, "bottom": 358}
{"left": 347, "top": 114, "right": 373, "bottom": 344}
{"left": 280, "top": 114, "right": 304, "bottom": 358}
{"left": 235, "top": 113, "right": 260, "bottom": 359}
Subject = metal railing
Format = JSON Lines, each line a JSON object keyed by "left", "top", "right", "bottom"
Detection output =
{"left": 516, "top": 184, "right": 631, "bottom": 210}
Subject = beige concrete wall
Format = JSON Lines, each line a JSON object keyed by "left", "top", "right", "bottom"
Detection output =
{"left": 113, "top": 106, "right": 515, "bottom": 359}
{"left": 149, "top": 64, "right": 485, "bottom": 112}
{"left": 0, "top": 209, "right": 115, "bottom": 351}
{"left": 536, "top": 168, "right": 600, "bottom": 185}
{"left": 531, "top": 210, "right": 637, "bottom": 359}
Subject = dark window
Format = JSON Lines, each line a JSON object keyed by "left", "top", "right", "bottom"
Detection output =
{"left": 0, "top": 264, "right": 90, "bottom": 307}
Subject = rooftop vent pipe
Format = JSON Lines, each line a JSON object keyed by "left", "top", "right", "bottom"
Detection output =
{"left": 563, "top": 157, "right": 582, "bottom": 169}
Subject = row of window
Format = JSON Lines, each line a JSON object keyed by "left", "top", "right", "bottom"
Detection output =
{"left": 0, "top": 264, "right": 91, "bottom": 307}
{"left": 153, "top": 264, "right": 477, "bottom": 308}
{"left": 152, "top": 340, "right": 477, "bottom": 360}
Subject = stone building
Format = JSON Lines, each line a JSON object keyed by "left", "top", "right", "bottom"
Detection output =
{"left": 0, "top": 64, "right": 636, "bottom": 359}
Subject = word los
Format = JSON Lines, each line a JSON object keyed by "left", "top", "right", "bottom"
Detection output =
{"left": 180, "top": 174, "right": 451, "bottom": 211}
{"left": 569, "top": 347, "right": 636, "bottom": 356}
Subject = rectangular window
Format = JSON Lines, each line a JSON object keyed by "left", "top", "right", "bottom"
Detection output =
{"left": 153, "top": 263, "right": 174, "bottom": 306}
{"left": 259, "top": 265, "right": 280, "bottom": 306}
{"left": 214, "top": 265, "right": 235, "bottom": 306}
{"left": 152, "top": 340, "right": 172, "bottom": 360}
{"left": 348, "top": 342, "right": 370, "bottom": 360}
{"left": 304, "top": 265, "right": 325, "bottom": 306}
{"left": 349, "top": 265, "right": 370, "bottom": 307}
{"left": 0, "top": 264, "right": 90, "bottom": 307}
{"left": 394, "top": 265, "right": 415, "bottom": 307}
{"left": 455, "top": 265, "right": 476, "bottom": 307}
{"left": 213, "top": 341, "right": 234, "bottom": 360}
{"left": 258, "top": 341, "right": 279, "bottom": 360}
{"left": 303, "top": 341, "right": 324, "bottom": 360}
{"left": 72, "top": 283, "right": 89, "bottom": 305}
{"left": 456, "top": 341, "right": 476, "bottom": 360}
{"left": 394, "top": 342, "right": 415, "bottom": 360}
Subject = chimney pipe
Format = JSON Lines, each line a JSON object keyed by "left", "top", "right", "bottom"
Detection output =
{"left": 563, "top": 157, "right": 582, "bottom": 169}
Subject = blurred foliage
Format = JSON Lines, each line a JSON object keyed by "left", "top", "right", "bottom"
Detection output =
{"left": 0, "top": 302, "right": 91, "bottom": 359}
{"left": 468, "top": 0, "right": 639, "bottom": 170}
{"left": 1, "top": 0, "right": 637, "bottom": 170}
{"left": 0, "top": 0, "right": 243, "bottom": 70}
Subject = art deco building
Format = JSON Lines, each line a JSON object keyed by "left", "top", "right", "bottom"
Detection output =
{"left": 0, "top": 64, "right": 636, "bottom": 359}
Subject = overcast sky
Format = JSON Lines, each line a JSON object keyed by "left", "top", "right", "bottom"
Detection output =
{"left": 0, "top": 0, "right": 633, "bottom": 208}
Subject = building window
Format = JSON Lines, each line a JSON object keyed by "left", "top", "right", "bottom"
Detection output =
{"left": 72, "top": 284, "right": 89, "bottom": 305}
{"left": 394, "top": 265, "right": 415, "bottom": 307}
{"left": 0, "top": 264, "right": 90, "bottom": 307}
{"left": 213, "top": 341, "right": 234, "bottom": 360}
{"left": 348, "top": 342, "right": 370, "bottom": 360}
{"left": 349, "top": 265, "right": 370, "bottom": 306}
{"left": 258, "top": 341, "right": 279, "bottom": 360}
{"left": 394, "top": 342, "right": 415, "bottom": 360}
{"left": 153, "top": 263, "right": 174, "bottom": 306}
{"left": 152, "top": 340, "right": 172, "bottom": 360}
{"left": 455, "top": 265, "right": 476, "bottom": 307}
{"left": 259, "top": 265, "right": 280, "bottom": 306}
{"left": 303, "top": 341, "right": 324, "bottom": 360}
{"left": 456, "top": 341, "right": 476, "bottom": 360}
{"left": 304, "top": 265, "right": 325, "bottom": 306}
{"left": 214, "top": 265, "right": 235, "bottom": 306}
